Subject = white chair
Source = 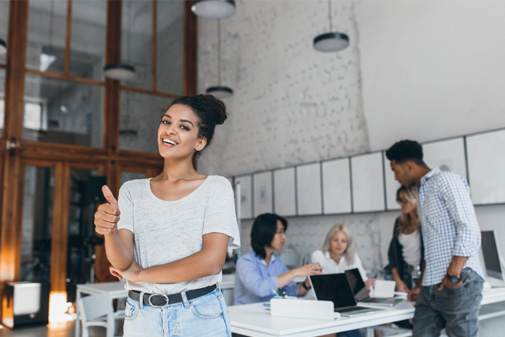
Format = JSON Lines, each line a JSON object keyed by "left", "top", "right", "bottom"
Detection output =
{"left": 78, "top": 292, "right": 124, "bottom": 337}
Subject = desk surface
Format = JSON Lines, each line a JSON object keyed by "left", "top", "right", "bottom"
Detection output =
{"left": 229, "top": 287, "right": 505, "bottom": 337}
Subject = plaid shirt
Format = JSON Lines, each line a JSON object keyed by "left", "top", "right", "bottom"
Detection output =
{"left": 418, "top": 167, "right": 483, "bottom": 286}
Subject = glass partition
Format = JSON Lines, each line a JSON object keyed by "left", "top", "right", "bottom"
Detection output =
{"left": 119, "top": 90, "right": 171, "bottom": 153}
{"left": 70, "top": 0, "right": 107, "bottom": 81}
{"left": 156, "top": 0, "right": 185, "bottom": 95}
{"left": 66, "top": 168, "right": 103, "bottom": 302}
{"left": 26, "top": 0, "right": 68, "bottom": 74}
{"left": 122, "top": 0, "right": 153, "bottom": 90}
{"left": 23, "top": 74, "right": 104, "bottom": 147}
{"left": 20, "top": 166, "right": 55, "bottom": 284}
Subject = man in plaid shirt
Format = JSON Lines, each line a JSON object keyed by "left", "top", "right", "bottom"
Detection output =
{"left": 386, "top": 140, "right": 484, "bottom": 337}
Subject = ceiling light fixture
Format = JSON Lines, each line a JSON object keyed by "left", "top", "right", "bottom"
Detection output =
{"left": 0, "top": 38, "right": 6, "bottom": 56}
{"left": 313, "top": 0, "right": 349, "bottom": 52}
{"left": 206, "top": 20, "right": 233, "bottom": 99}
{"left": 104, "top": 1, "right": 136, "bottom": 80}
{"left": 192, "top": 0, "right": 236, "bottom": 20}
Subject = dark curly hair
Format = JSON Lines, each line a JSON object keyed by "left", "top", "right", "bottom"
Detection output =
{"left": 168, "top": 94, "right": 227, "bottom": 158}
{"left": 385, "top": 139, "right": 425, "bottom": 165}
{"left": 251, "top": 213, "right": 288, "bottom": 259}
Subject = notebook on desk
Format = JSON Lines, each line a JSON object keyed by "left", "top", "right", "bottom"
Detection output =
{"left": 309, "top": 273, "right": 383, "bottom": 317}
{"left": 344, "top": 268, "right": 403, "bottom": 307}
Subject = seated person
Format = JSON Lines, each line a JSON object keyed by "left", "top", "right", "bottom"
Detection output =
{"left": 312, "top": 223, "right": 372, "bottom": 337}
{"left": 312, "top": 223, "right": 374, "bottom": 290}
{"left": 234, "top": 213, "right": 322, "bottom": 305}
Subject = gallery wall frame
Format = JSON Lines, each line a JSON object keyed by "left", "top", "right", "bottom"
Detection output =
{"left": 321, "top": 157, "right": 352, "bottom": 214}
{"left": 350, "top": 151, "right": 386, "bottom": 213}
{"left": 296, "top": 162, "right": 323, "bottom": 216}
{"left": 466, "top": 128, "right": 505, "bottom": 205}
{"left": 422, "top": 136, "right": 467, "bottom": 181}
{"left": 253, "top": 171, "right": 273, "bottom": 217}
{"left": 273, "top": 167, "right": 297, "bottom": 217}
{"left": 231, "top": 127, "right": 505, "bottom": 219}
{"left": 382, "top": 151, "right": 401, "bottom": 211}
{"left": 234, "top": 175, "right": 253, "bottom": 220}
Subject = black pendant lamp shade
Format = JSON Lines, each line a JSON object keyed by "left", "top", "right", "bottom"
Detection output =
{"left": 192, "top": 0, "right": 236, "bottom": 20}
{"left": 104, "top": 1, "right": 136, "bottom": 81}
{"left": 206, "top": 86, "right": 233, "bottom": 99}
{"left": 313, "top": 0, "right": 349, "bottom": 52}
{"left": 206, "top": 21, "right": 233, "bottom": 99}
{"left": 103, "top": 63, "right": 136, "bottom": 80}
{"left": 0, "top": 38, "right": 6, "bottom": 55}
{"left": 313, "top": 32, "right": 349, "bottom": 52}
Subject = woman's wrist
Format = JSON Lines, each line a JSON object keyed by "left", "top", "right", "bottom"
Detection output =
{"left": 302, "top": 280, "right": 311, "bottom": 290}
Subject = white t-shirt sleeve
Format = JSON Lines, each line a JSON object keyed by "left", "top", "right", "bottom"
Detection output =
{"left": 203, "top": 176, "right": 241, "bottom": 249}
{"left": 117, "top": 181, "right": 135, "bottom": 233}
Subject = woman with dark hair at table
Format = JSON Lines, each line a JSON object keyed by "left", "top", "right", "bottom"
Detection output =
{"left": 234, "top": 213, "right": 322, "bottom": 305}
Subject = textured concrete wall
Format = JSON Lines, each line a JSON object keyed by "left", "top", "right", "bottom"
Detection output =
{"left": 197, "top": 0, "right": 370, "bottom": 177}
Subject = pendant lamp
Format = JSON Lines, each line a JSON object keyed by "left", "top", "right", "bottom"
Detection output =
{"left": 192, "top": 0, "right": 236, "bottom": 20}
{"left": 313, "top": 0, "right": 349, "bottom": 52}
{"left": 104, "top": 1, "right": 136, "bottom": 80}
{"left": 0, "top": 38, "right": 6, "bottom": 56}
{"left": 206, "top": 21, "right": 233, "bottom": 99}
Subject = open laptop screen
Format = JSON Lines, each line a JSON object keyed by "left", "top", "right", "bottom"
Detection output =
{"left": 310, "top": 273, "right": 357, "bottom": 309}
{"left": 345, "top": 268, "right": 370, "bottom": 301}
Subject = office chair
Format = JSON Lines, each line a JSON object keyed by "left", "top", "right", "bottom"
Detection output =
{"left": 77, "top": 292, "right": 124, "bottom": 337}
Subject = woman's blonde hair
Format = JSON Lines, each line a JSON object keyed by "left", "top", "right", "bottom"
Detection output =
{"left": 397, "top": 185, "right": 420, "bottom": 232}
{"left": 320, "top": 223, "right": 355, "bottom": 265}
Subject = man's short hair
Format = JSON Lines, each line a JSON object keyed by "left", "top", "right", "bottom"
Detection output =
{"left": 385, "top": 140, "right": 424, "bottom": 165}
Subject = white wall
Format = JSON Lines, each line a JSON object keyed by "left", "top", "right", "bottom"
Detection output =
{"left": 355, "top": 0, "right": 505, "bottom": 151}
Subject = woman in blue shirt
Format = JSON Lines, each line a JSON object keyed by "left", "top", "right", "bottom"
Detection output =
{"left": 234, "top": 213, "right": 322, "bottom": 305}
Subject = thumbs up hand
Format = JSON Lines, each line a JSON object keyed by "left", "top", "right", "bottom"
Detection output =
{"left": 94, "top": 185, "right": 121, "bottom": 235}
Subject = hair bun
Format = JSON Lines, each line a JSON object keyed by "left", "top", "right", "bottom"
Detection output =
{"left": 202, "top": 94, "right": 227, "bottom": 125}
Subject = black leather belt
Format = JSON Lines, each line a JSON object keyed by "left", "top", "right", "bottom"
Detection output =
{"left": 128, "top": 284, "right": 216, "bottom": 307}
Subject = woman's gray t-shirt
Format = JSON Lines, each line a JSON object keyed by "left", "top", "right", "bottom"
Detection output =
{"left": 117, "top": 175, "right": 240, "bottom": 295}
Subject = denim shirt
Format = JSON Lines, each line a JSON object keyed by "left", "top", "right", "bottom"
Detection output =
{"left": 233, "top": 251, "right": 298, "bottom": 305}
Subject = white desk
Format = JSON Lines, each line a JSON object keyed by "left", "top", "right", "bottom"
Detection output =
{"left": 229, "top": 287, "right": 505, "bottom": 337}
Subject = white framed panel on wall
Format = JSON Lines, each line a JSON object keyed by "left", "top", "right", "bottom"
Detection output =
{"left": 296, "top": 163, "right": 322, "bottom": 215}
{"left": 273, "top": 167, "right": 296, "bottom": 217}
{"left": 321, "top": 158, "right": 351, "bottom": 214}
{"left": 466, "top": 129, "right": 505, "bottom": 204}
{"left": 423, "top": 137, "right": 467, "bottom": 181}
{"left": 234, "top": 175, "right": 252, "bottom": 219}
{"left": 383, "top": 152, "right": 401, "bottom": 211}
{"left": 253, "top": 171, "right": 273, "bottom": 217}
{"left": 351, "top": 152, "right": 385, "bottom": 212}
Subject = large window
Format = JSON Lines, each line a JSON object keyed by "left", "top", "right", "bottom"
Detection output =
{"left": 23, "top": 74, "right": 104, "bottom": 147}
{"left": 119, "top": 91, "right": 171, "bottom": 153}
{"left": 21, "top": 166, "right": 55, "bottom": 284}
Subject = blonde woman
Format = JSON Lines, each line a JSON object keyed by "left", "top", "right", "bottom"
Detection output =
{"left": 311, "top": 224, "right": 374, "bottom": 290}
{"left": 387, "top": 186, "right": 424, "bottom": 293}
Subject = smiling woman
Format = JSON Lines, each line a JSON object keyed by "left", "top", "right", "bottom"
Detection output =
{"left": 94, "top": 94, "right": 240, "bottom": 337}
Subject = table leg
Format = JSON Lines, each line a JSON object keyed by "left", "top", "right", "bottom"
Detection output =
{"left": 366, "top": 327, "right": 374, "bottom": 337}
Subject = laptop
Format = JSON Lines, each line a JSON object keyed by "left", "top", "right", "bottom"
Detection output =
{"left": 345, "top": 268, "right": 403, "bottom": 307}
{"left": 309, "top": 273, "right": 383, "bottom": 317}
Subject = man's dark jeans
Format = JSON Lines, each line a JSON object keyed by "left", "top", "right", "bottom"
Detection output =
{"left": 412, "top": 268, "right": 483, "bottom": 337}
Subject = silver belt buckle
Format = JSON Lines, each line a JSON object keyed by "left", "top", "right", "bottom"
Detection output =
{"left": 148, "top": 293, "right": 168, "bottom": 307}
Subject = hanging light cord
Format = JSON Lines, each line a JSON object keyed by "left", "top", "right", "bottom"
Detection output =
{"left": 327, "top": 0, "right": 333, "bottom": 32}
{"left": 217, "top": 20, "right": 222, "bottom": 86}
